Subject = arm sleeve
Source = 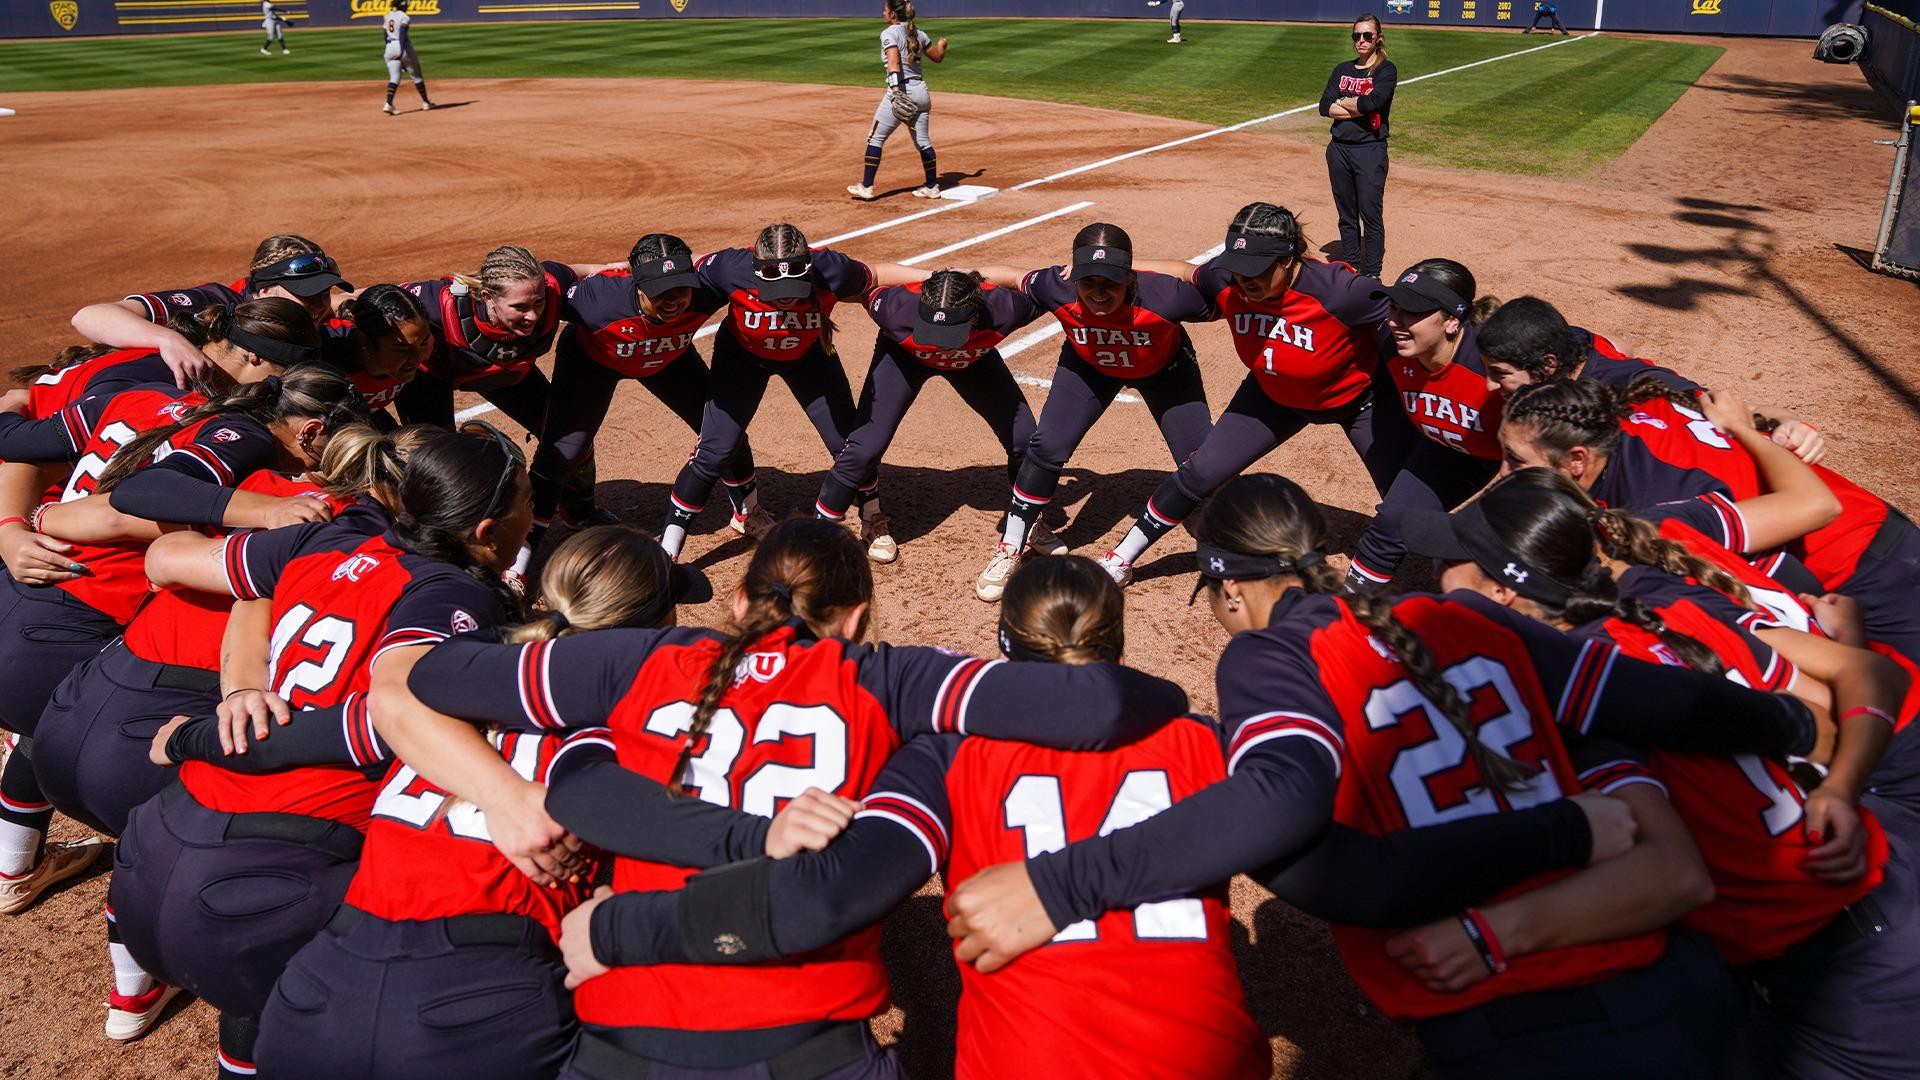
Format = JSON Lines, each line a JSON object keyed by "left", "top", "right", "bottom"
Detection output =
{"left": 405, "top": 627, "right": 705, "bottom": 732}
{"left": 985, "top": 287, "right": 1044, "bottom": 336}
{"left": 125, "top": 283, "right": 236, "bottom": 325}
{"left": 1025, "top": 734, "right": 1338, "bottom": 929}
{"left": 0, "top": 408, "right": 89, "bottom": 463}
{"left": 1318, "top": 263, "right": 1391, "bottom": 326}
{"left": 1355, "top": 62, "right": 1396, "bottom": 113}
{"left": 544, "top": 757, "right": 773, "bottom": 868}
{"left": 165, "top": 694, "right": 390, "bottom": 773}
{"left": 112, "top": 418, "right": 280, "bottom": 525}
{"left": 856, "top": 646, "right": 1188, "bottom": 749}
{"left": 814, "top": 249, "right": 876, "bottom": 301}
{"left": 1142, "top": 273, "right": 1217, "bottom": 324}
{"left": 591, "top": 735, "right": 955, "bottom": 968}
{"left": 1020, "top": 267, "right": 1073, "bottom": 313}
{"left": 1259, "top": 799, "right": 1593, "bottom": 927}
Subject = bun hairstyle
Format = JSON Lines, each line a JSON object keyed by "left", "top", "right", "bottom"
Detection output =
{"left": 390, "top": 428, "right": 526, "bottom": 616}
{"left": 886, "top": 0, "right": 922, "bottom": 62}
{"left": 1474, "top": 296, "right": 1585, "bottom": 381}
{"left": 920, "top": 269, "right": 988, "bottom": 326}
{"left": 1224, "top": 202, "right": 1313, "bottom": 264}
{"left": 1199, "top": 473, "right": 1539, "bottom": 789}
{"left": 311, "top": 421, "right": 437, "bottom": 512}
{"left": 1499, "top": 377, "right": 1627, "bottom": 465}
{"left": 96, "top": 362, "right": 362, "bottom": 493}
{"left": 999, "top": 555, "right": 1125, "bottom": 665}
{"left": 1399, "top": 258, "right": 1502, "bottom": 325}
{"left": 673, "top": 518, "right": 872, "bottom": 796}
{"left": 452, "top": 245, "right": 544, "bottom": 300}
{"left": 500, "top": 526, "right": 678, "bottom": 645}
{"left": 1476, "top": 469, "right": 1742, "bottom": 675}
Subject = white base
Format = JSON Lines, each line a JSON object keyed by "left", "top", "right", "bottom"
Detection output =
{"left": 0, "top": 108, "right": 16, "bottom": 117}
{"left": 940, "top": 184, "right": 997, "bottom": 202}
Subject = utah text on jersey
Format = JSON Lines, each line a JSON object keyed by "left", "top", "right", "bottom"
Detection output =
{"left": 1231, "top": 312, "right": 1317, "bottom": 352}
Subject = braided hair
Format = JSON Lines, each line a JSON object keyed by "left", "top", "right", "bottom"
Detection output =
{"left": 753, "top": 223, "right": 837, "bottom": 356}
{"left": 95, "top": 363, "right": 364, "bottom": 493}
{"left": 1500, "top": 377, "right": 1628, "bottom": 465}
{"left": 1476, "top": 469, "right": 1729, "bottom": 675}
{"left": 887, "top": 0, "right": 922, "bottom": 63}
{"left": 452, "top": 245, "right": 544, "bottom": 300}
{"left": 919, "top": 269, "right": 988, "bottom": 329}
{"left": 1224, "top": 202, "right": 1313, "bottom": 264}
{"left": 1198, "top": 474, "right": 1538, "bottom": 788}
{"left": 1070, "top": 221, "right": 1140, "bottom": 308}
{"left": 673, "top": 518, "right": 872, "bottom": 796}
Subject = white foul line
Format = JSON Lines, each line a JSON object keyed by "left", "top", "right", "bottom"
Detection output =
{"left": 901, "top": 201, "right": 1095, "bottom": 266}
{"left": 1009, "top": 31, "right": 1597, "bottom": 192}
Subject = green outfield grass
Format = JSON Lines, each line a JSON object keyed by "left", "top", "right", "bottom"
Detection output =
{"left": 0, "top": 19, "right": 1721, "bottom": 174}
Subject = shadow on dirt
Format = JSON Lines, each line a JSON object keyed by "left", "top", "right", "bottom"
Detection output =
{"left": 1692, "top": 72, "right": 1892, "bottom": 123}
{"left": 1617, "top": 196, "right": 1920, "bottom": 419}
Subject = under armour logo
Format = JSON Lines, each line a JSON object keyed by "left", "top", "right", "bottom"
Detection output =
{"left": 1092, "top": 249, "right": 1106, "bottom": 260}
{"left": 932, "top": 311, "right": 946, "bottom": 322}
{"left": 1232, "top": 238, "right": 1247, "bottom": 250}
{"left": 1209, "top": 557, "right": 1225, "bottom": 573}
{"left": 1503, "top": 562, "right": 1529, "bottom": 584}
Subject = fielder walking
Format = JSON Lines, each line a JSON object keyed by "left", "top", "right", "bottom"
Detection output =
{"left": 1147, "top": 0, "right": 1185, "bottom": 44}
{"left": 848, "top": 0, "right": 948, "bottom": 201}
{"left": 261, "top": 0, "right": 289, "bottom": 55}
{"left": 381, "top": 0, "right": 435, "bottom": 116}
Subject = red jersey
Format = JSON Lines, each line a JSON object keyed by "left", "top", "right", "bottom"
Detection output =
{"left": 1234, "top": 591, "right": 1666, "bottom": 1020}
{"left": 120, "top": 471, "right": 350, "bottom": 671}
{"left": 1022, "top": 266, "right": 1211, "bottom": 381}
{"left": 350, "top": 727, "right": 611, "bottom": 941}
{"left": 29, "top": 348, "right": 175, "bottom": 417}
{"left": 1194, "top": 259, "right": 1384, "bottom": 410}
{"left": 560, "top": 269, "right": 725, "bottom": 379}
{"left": 1385, "top": 323, "right": 1503, "bottom": 460}
{"left": 864, "top": 281, "right": 1042, "bottom": 373}
{"left": 866, "top": 721, "right": 1266, "bottom": 1080}
{"left": 1580, "top": 569, "right": 1889, "bottom": 966}
{"left": 699, "top": 247, "right": 873, "bottom": 364}
{"left": 179, "top": 521, "right": 504, "bottom": 829}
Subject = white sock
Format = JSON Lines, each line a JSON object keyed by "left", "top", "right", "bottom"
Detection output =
{"left": 0, "top": 818, "right": 41, "bottom": 877}
{"left": 1111, "top": 526, "right": 1152, "bottom": 565}
{"left": 662, "top": 524, "right": 687, "bottom": 560}
{"left": 109, "top": 940, "right": 155, "bottom": 998}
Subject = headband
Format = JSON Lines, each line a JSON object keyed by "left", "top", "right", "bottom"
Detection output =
{"left": 1189, "top": 543, "right": 1324, "bottom": 603}
{"left": 227, "top": 327, "right": 320, "bottom": 366}
{"left": 996, "top": 622, "right": 1112, "bottom": 664}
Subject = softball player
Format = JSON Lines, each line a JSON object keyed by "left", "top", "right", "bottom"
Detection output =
{"left": 554, "top": 556, "right": 1269, "bottom": 1079}
{"left": 0, "top": 310, "right": 338, "bottom": 920}
{"left": 848, "top": 0, "right": 948, "bottom": 201}
{"left": 381, "top": 0, "right": 434, "bottom": 115}
{"left": 71, "top": 234, "right": 351, "bottom": 388}
{"left": 818, "top": 269, "right": 1044, "bottom": 564}
{"left": 1406, "top": 469, "right": 1920, "bottom": 1078}
{"left": 261, "top": 0, "right": 289, "bottom": 55}
{"left": 118, "top": 426, "right": 530, "bottom": 1079}
{"left": 945, "top": 475, "right": 1830, "bottom": 1077}
{"left": 530, "top": 234, "right": 767, "bottom": 557}
{"left": 327, "top": 283, "right": 436, "bottom": 421}
{"left": 1095, "top": 203, "right": 1398, "bottom": 589}
{"left": 378, "top": 517, "right": 1190, "bottom": 1079}
{"left": 657, "top": 224, "right": 915, "bottom": 559}
{"left": 972, "top": 221, "right": 1217, "bottom": 601}
{"left": 1146, "top": 0, "right": 1185, "bottom": 44}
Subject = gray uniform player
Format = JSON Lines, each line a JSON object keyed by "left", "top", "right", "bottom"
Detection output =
{"left": 848, "top": 0, "right": 949, "bottom": 201}
{"left": 260, "top": 0, "right": 288, "bottom": 55}
{"left": 382, "top": 0, "right": 434, "bottom": 115}
{"left": 1146, "top": 0, "right": 1185, "bottom": 43}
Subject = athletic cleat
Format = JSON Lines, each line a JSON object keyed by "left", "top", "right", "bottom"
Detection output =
{"left": 382, "top": 102, "right": 399, "bottom": 115}
{"left": 976, "top": 543, "right": 1019, "bottom": 603}
{"left": 1026, "top": 521, "right": 1069, "bottom": 557}
{"left": 0, "top": 838, "right": 104, "bottom": 916}
{"left": 106, "top": 982, "right": 183, "bottom": 1042}
{"left": 1096, "top": 551, "right": 1135, "bottom": 588}
{"left": 281, "top": 47, "right": 290, "bottom": 54}
{"left": 422, "top": 99, "right": 437, "bottom": 110}
{"left": 846, "top": 183, "right": 875, "bottom": 201}
{"left": 1168, "top": 32, "right": 1183, "bottom": 43}
{"left": 260, "top": 47, "right": 271, "bottom": 54}
{"left": 729, "top": 506, "right": 777, "bottom": 540}
{"left": 862, "top": 513, "right": 897, "bottom": 564}
{"left": 910, "top": 186, "right": 940, "bottom": 199}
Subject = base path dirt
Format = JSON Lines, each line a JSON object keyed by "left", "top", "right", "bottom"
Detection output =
{"left": 0, "top": 33, "right": 1913, "bottom": 1080}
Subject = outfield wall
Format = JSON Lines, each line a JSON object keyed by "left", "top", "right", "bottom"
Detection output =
{"left": 0, "top": 0, "right": 1866, "bottom": 40}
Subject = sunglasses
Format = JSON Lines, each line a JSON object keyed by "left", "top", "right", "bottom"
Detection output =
{"left": 459, "top": 420, "right": 526, "bottom": 520}
{"left": 753, "top": 261, "right": 813, "bottom": 281}
{"left": 1353, "top": 30, "right": 1377, "bottom": 40}
{"left": 257, "top": 253, "right": 339, "bottom": 283}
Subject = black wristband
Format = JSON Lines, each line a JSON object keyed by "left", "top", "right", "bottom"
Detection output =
{"left": 676, "top": 858, "right": 778, "bottom": 965}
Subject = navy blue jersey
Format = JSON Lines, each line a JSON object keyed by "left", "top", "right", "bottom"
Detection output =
{"left": 698, "top": 247, "right": 873, "bottom": 364}
{"left": 864, "top": 281, "right": 1042, "bottom": 372}
{"left": 1023, "top": 267, "right": 1212, "bottom": 380}
{"left": 1194, "top": 258, "right": 1385, "bottom": 409}
{"left": 125, "top": 279, "right": 246, "bottom": 324}
{"left": 559, "top": 270, "right": 726, "bottom": 379}
{"left": 1575, "top": 328, "right": 1699, "bottom": 393}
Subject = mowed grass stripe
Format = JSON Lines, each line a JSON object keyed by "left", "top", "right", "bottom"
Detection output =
{"left": 0, "top": 19, "right": 1721, "bottom": 174}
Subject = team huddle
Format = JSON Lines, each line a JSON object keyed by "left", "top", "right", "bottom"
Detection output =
{"left": 0, "top": 206, "right": 1913, "bottom": 1080}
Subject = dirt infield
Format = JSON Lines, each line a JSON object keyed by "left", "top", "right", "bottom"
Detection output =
{"left": 1, "top": 32, "right": 1916, "bottom": 1080}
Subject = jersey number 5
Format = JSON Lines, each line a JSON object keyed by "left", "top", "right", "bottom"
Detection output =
{"left": 1004, "top": 770, "right": 1208, "bottom": 943}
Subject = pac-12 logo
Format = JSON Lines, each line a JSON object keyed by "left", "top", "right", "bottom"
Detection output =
{"left": 49, "top": 0, "right": 78, "bottom": 30}
{"left": 1387, "top": 0, "right": 1412, "bottom": 12}
{"left": 450, "top": 610, "right": 479, "bottom": 634}
{"left": 332, "top": 554, "right": 381, "bottom": 582}
{"left": 171, "top": 292, "right": 194, "bottom": 306}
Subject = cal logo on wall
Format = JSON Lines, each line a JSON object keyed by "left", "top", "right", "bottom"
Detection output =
{"left": 351, "top": 0, "right": 439, "bottom": 16}
{"left": 669, "top": 0, "right": 688, "bottom": 10}
{"left": 1691, "top": 0, "right": 1721, "bottom": 12}
{"left": 49, "top": 0, "right": 79, "bottom": 30}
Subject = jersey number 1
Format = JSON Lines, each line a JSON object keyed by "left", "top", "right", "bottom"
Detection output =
{"left": 1003, "top": 770, "right": 1208, "bottom": 943}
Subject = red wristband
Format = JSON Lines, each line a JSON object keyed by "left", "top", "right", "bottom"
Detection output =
{"left": 1841, "top": 705, "right": 1896, "bottom": 728}
{"left": 1459, "top": 907, "right": 1509, "bottom": 975}
{"left": 0, "top": 517, "right": 27, "bottom": 531}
